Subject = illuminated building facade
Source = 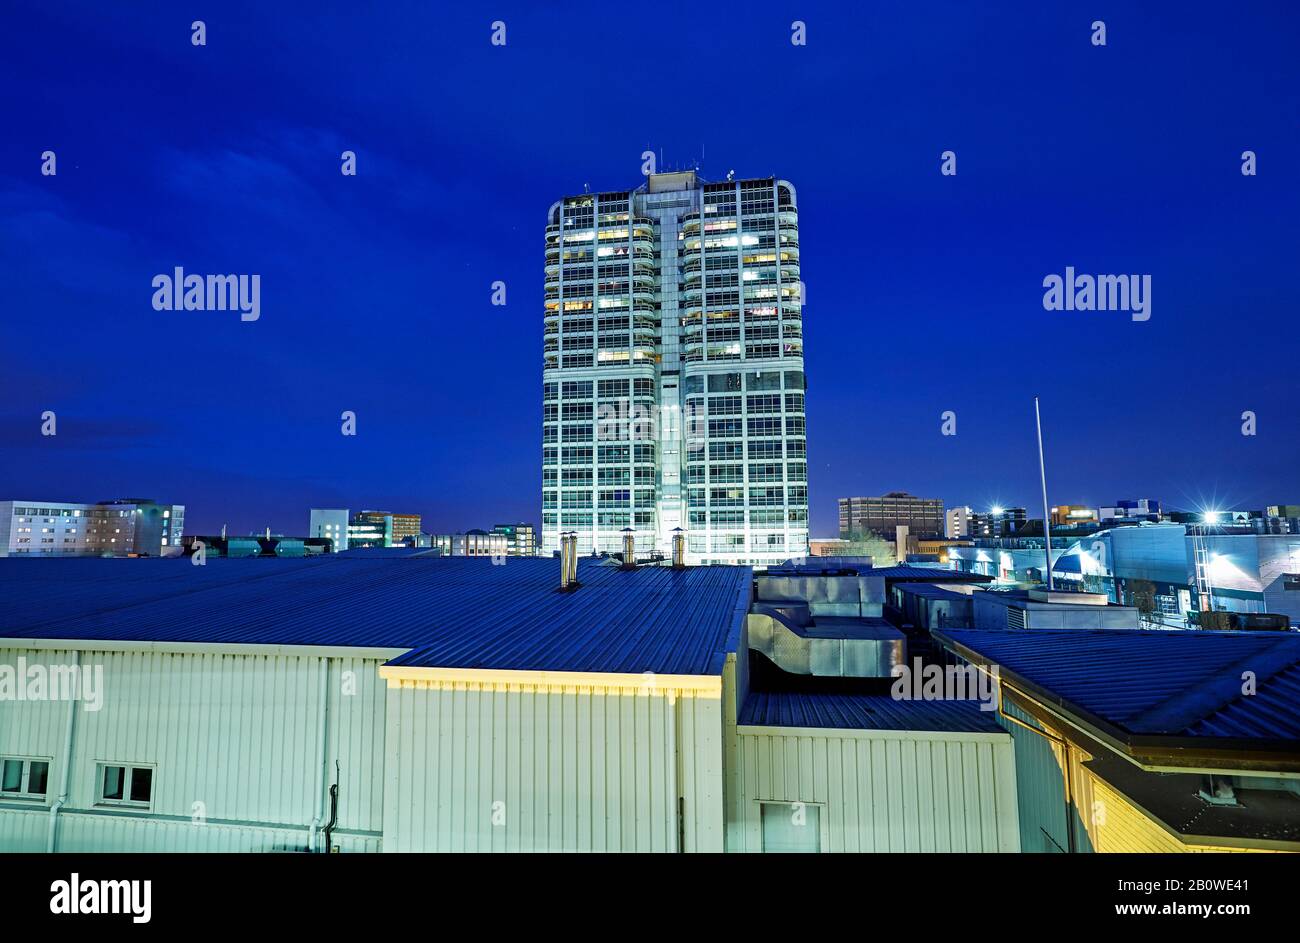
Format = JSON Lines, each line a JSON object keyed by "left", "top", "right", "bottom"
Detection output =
{"left": 0, "top": 499, "right": 183, "bottom": 557}
{"left": 492, "top": 523, "right": 537, "bottom": 557}
{"left": 542, "top": 171, "right": 807, "bottom": 565}
{"left": 839, "top": 492, "right": 945, "bottom": 539}
{"left": 356, "top": 511, "right": 421, "bottom": 543}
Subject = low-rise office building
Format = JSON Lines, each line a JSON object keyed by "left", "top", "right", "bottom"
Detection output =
{"left": 808, "top": 537, "right": 850, "bottom": 557}
{"left": 357, "top": 511, "right": 421, "bottom": 543}
{"left": 1048, "top": 524, "right": 1300, "bottom": 628}
{"left": 948, "top": 506, "right": 1028, "bottom": 539}
{"left": 1050, "top": 505, "right": 1098, "bottom": 527}
{"left": 491, "top": 523, "right": 537, "bottom": 557}
{"left": 969, "top": 507, "right": 1027, "bottom": 538}
{"left": 946, "top": 541, "right": 1067, "bottom": 584}
{"left": 430, "top": 530, "right": 509, "bottom": 557}
{"left": 308, "top": 509, "right": 423, "bottom": 551}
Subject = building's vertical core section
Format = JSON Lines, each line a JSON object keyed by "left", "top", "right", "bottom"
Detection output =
{"left": 543, "top": 172, "right": 806, "bottom": 566}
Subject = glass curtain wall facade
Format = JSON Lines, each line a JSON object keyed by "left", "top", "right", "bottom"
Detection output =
{"left": 542, "top": 172, "right": 807, "bottom": 566}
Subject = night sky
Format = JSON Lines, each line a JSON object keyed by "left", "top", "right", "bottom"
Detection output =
{"left": 2, "top": 1, "right": 1297, "bottom": 539}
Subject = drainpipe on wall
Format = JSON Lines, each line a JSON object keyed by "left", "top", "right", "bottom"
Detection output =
{"left": 308, "top": 658, "right": 330, "bottom": 852}
{"left": 47, "top": 651, "right": 80, "bottom": 853}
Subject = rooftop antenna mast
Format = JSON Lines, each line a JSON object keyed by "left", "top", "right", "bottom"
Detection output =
{"left": 1034, "top": 396, "right": 1055, "bottom": 591}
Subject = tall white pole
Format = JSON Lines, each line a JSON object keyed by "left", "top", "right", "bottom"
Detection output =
{"left": 1035, "top": 397, "right": 1055, "bottom": 591}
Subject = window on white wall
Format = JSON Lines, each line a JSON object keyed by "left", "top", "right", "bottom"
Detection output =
{"left": 97, "top": 764, "right": 154, "bottom": 808}
{"left": 760, "top": 801, "right": 821, "bottom": 853}
{"left": 0, "top": 756, "right": 50, "bottom": 800}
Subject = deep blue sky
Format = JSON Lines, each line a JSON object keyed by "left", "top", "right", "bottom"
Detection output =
{"left": 2, "top": 1, "right": 1297, "bottom": 538}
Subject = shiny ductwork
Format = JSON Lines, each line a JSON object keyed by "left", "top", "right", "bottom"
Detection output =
{"left": 621, "top": 528, "right": 636, "bottom": 570}
{"left": 671, "top": 527, "right": 686, "bottom": 569}
{"left": 755, "top": 573, "right": 884, "bottom": 618}
{"left": 559, "top": 532, "right": 579, "bottom": 589}
{"left": 747, "top": 603, "right": 906, "bottom": 678}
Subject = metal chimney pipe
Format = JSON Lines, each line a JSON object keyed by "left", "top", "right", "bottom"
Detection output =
{"left": 559, "top": 532, "right": 575, "bottom": 589}
{"left": 564, "top": 532, "right": 580, "bottom": 587}
{"left": 672, "top": 527, "right": 686, "bottom": 569}
{"left": 621, "top": 527, "right": 636, "bottom": 569}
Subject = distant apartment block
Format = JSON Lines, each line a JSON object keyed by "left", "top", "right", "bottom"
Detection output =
{"left": 492, "top": 523, "right": 537, "bottom": 557}
{"left": 0, "top": 499, "right": 184, "bottom": 557}
{"left": 945, "top": 506, "right": 970, "bottom": 539}
{"left": 969, "top": 507, "right": 1027, "bottom": 538}
{"left": 839, "top": 492, "right": 944, "bottom": 539}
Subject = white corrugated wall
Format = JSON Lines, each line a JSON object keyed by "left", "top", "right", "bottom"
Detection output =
{"left": 726, "top": 726, "right": 1019, "bottom": 852}
{"left": 381, "top": 675, "right": 725, "bottom": 852}
{"left": 0, "top": 646, "right": 387, "bottom": 852}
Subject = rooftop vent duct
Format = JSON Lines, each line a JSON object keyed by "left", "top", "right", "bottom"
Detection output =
{"left": 747, "top": 605, "right": 906, "bottom": 678}
{"left": 621, "top": 527, "right": 636, "bottom": 570}
{"left": 672, "top": 527, "right": 686, "bottom": 569}
{"left": 559, "top": 532, "right": 579, "bottom": 590}
{"left": 567, "top": 533, "right": 580, "bottom": 585}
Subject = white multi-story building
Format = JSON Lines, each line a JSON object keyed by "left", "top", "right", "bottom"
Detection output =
{"left": 542, "top": 171, "right": 808, "bottom": 565}
{"left": 946, "top": 507, "right": 971, "bottom": 539}
{"left": 0, "top": 499, "right": 184, "bottom": 557}
{"left": 308, "top": 509, "right": 350, "bottom": 552}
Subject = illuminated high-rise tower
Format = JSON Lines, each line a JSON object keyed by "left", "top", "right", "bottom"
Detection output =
{"left": 542, "top": 172, "right": 807, "bottom": 566}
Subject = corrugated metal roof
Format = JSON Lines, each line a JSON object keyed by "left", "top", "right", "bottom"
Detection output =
{"left": 0, "top": 556, "right": 752, "bottom": 676}
{"left": 936, "top": 629, "right": 1300, "bottom": 741}
{"left": 739, "top": 691, "right": 1004, "bottom": 734}
{"left": 767, "top": 558, "right": 986, "bottom": 580}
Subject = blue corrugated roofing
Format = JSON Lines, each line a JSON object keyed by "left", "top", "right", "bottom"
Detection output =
{"left": 935, "top": 629, "right": 1300, "bottom": 741}
{"left": 767, "top": 558, "right": 984, "bottom": 580}
{"left": 0, "top": 556, "right": 752, "bottom": 676}
{"left": 740, "top": 691, "right": 1004, "bottom": 734}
